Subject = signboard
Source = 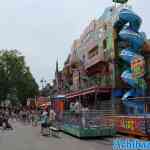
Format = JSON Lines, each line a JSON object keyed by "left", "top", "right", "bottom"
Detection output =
{"left": 131, "top": 57, "right": 145, "bottom": 78}
{"left": 113, "top": 116, "right": 149, "bottom": 137}
{"left": 130, "top": 57, "right": 147, "bottom": 89}
{"left": 113, "top": 0, "right": 128, "bottom": 4}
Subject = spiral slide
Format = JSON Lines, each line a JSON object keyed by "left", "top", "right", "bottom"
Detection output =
{"left": 114, "top": 9, "right": 147, "bottom": 113}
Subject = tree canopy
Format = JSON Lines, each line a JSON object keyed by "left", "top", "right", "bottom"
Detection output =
{"left": 0, "top": 49, "right": 39, "bottom": 105}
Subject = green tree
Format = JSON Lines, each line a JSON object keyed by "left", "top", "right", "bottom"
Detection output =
{"left": 0, "top": 49, "right": 39, "bottom": 105}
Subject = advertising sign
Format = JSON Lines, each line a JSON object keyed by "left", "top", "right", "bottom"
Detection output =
{"left": 131, "top": 57, "right": 145, "bottom": 78}
{"left": 113, "top": 116, "right": 149, "bottom": 137}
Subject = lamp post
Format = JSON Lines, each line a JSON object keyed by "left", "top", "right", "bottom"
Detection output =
{"left": 40, "top": 78, "right": 46, "bottom": 89}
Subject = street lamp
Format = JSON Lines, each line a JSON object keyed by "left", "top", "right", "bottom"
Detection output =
{"left": 40, "top": 78, "right": 46, "bottom": 89}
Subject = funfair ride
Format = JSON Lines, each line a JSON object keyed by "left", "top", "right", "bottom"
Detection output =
{"left": 113, "top": 0, "right": 150, "bottom": 138}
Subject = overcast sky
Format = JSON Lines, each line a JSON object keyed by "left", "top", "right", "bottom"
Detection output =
{"left": 0, "top": 0, "right": 149, "bottom": 86}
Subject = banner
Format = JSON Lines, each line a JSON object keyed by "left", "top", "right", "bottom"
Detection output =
{"left": 113, "top": 116, "right": 150, "bottom": 137}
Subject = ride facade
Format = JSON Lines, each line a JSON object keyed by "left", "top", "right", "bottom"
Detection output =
{"left": 114, "top": 7, "right": 147, "bottom": 114}
{"left": 50, "top": 0, "right": 150, "bottom": 139}
{"left": 112, "top": 0, "right": 150, "bottom": 139}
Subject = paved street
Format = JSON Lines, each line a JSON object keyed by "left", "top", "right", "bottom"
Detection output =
{"left": 0, "top": 121, "right": 113, "bottom": 150}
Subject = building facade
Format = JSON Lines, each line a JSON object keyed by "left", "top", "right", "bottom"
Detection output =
{"left": 52, "top": 6, "right": 128, "bottom": 111}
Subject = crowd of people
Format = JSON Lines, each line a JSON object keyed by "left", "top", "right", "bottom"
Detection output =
{"left": 0, "top": 106, "right": 56, "bottom": 136}
{"left": 0, "top": 107, "right": 15, "bottom": 130}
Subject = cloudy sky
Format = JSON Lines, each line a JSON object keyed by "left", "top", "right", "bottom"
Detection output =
{"left": 0, "top": 0, "right": 149, "bottom": 86}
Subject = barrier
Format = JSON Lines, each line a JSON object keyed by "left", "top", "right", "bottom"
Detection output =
{"left": 59, "top": 111, "right": 116, "bottom": 138}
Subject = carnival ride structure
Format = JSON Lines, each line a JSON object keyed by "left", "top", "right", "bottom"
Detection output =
{"left": 113, "top": 1, "right": 150, "bottom": 138}
{"left": 114, "top": 8, "right": 147, "bottom": 114}
{"left": 52, "top": 0, "right": 150, "bottom": 138}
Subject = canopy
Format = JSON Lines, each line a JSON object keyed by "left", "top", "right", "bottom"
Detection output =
{"left": 53, "top": 95, "right": 66, "bottom": 100}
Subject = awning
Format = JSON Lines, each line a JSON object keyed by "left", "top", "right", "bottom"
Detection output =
{"left": 53, "top": 95, "right": 66, "bottom": 100}
{"left": 66, "top": 86, "right": 111, "bottom": 99}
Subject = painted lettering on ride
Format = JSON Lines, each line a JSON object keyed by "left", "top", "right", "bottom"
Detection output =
{"left": 121, "top": 119, "right": 135, "bottom": 130}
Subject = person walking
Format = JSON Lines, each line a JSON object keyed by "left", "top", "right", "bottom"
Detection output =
{"left": 40, "top": 111, "right": 49, "bottom": 135}
{"left": 49, "top": 109, "right": 56, "bottom": 126}
{"left": 3, "top": 110, "right": 13, "bottom": 130}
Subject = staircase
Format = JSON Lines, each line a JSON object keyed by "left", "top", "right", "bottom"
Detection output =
{"left": 97, "top": 100, "right": 114, "bottom": 115}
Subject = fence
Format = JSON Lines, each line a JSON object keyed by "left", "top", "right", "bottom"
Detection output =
{"left": 58, "top": 111, "right": 115, "bottom": 129}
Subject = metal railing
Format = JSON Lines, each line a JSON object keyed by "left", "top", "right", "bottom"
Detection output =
{"left": 57, "top": 111, "right": 115, "bottom": 129}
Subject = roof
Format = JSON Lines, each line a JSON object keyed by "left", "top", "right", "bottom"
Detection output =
{"left": 65, "top": 86, "right": 111, "bottom": 99}
{"left": 53, "top": 95, "right": 66, "bottom": 100}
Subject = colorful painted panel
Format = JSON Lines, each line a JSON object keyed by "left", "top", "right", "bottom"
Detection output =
{"left": 131, "top": 57, "right": 145, "bottom": 78}
{"left": 113, "top": 116, "right": 150, "bottom": 137}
